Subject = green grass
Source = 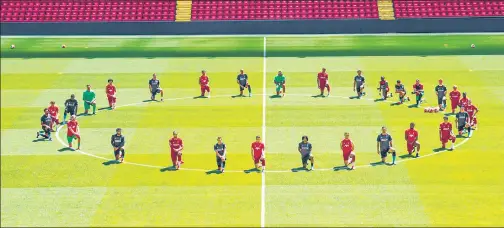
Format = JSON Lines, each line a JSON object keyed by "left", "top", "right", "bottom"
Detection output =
{"left": 1, "top": 35, "right": 504, "bottom": 227}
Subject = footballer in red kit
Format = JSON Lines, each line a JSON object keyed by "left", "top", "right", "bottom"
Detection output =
{"left": 199, "top": 70, "right": 211, "bottom": 98}
{"left": 48, "top": 101, "right": 60, "bottom": 129}
{"left": 449, "top": 85, "right": 461, "bottom": 114}
{"left": 465, "top": 99, "right": 479, "bottom": 128}
{"left": 439, "top": 116, "right": 456, "bottom": 150}
{"left": 251, "top": 136, "right": 265, "bottom": 172}
{"left": 317, "top": 68, "right": 331, "bottom": 96}
{"left": 169, "top": 131, "right": 184, "bottom": 169}
{"left": 378, "top": 76, "right": 391, "bottom": 100}
{"left": 106, "top": 79, "right": 117, "bottom": 109}
{"left": 405, "top": 122, "right": 421, "bottom": 157}
{"left": 66, "top": 115, "right": 81, "bottom": 150}
{"left": 458, "top": 92, "right": 469, "bottom": 109}
{"left": 412, "top": 79, "right": 425, "bottom": 107}
{"left": 340, "top": 132, "right": 356, "bottom": 170}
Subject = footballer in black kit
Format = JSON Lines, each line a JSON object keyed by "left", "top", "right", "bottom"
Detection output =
{"left": 214, "top": 137, "right": 227, "bottom": 173}
{"left": 435, "top": 79, "right": 448, "bottom": 110}
{"left": 237, "top": 69, "right": 252, "bottom": 97}
{"left": 37, "top": 108, "right": 53, "bottom": 141}
{"left": 111, "top": 128, "right": 125, "bottom": 162}
{"left": 149, "top": 73, "right": 164, "bottom": 101}
{"left": 63, "top": 94, "right": 78, "bottom": 124}
{"left": 455, "top": 107, "right": 471, "bottom": 137}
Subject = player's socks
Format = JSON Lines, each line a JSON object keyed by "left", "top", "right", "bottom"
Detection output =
{"left": 415, "top": 152, "right": 419, "bottom": 158}
{"left": 391, "top": 152, "right": 396, "bottom": 164}
{"left": 310, "top": 163, "right": 314, "bottom": 170}
{"left": 120, "top": 153, "right": 124, "bottom": 162}
{"left": 248, "top": 85, "right": 252, "bottom": 94}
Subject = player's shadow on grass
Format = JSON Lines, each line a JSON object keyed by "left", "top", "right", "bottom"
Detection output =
{"left": 311, "top": 94, "right": 325, "bottom": 98}
{"left": 269, "top": 95, "right": 282, "bottom": 99}
{"left": 193, "top": 96, "right": 209, "bottom": 99}
{"left": 102, "top": 160, "right": 121, "bottom": 166}
{"left": 370, "top": 161, "right": 387, "bottom": 167}
{"left": 433, "top": 147, "right": 449, "bottom": 152}
{"left": 243, "top": 168, "right": 260, "bottom": 174}
{"left": 390, "top": 102, "right": 401, "bottom": 106}
{"left": 374, "top": 98, "right": 385, "bottom": 102}
{"left": 160, "top": 166, "right": 177, "bottom": 172}
{"left": 349, "top": 96, "right": 360, "bottom": 99}
{"left": 407, "top": 104, "right": 419, "bottom": 108}
{"left": 57, "top": 147, "right": 74, "bottom": 152}
{"left": 231, "top": 95, "right": 246, "bottom": 98}
{"left": 205, "top": 169, "right": 222, "bottom": 175}
{"left": 32, "top": 138, "right": 48, "bottom": 142}
{"left": 291, "top": 167, "right": 309, "bottom": 172}
{"left": 399, "top": 154, "right": 414, "bottom": 159}
{"left": 142, "top": 99, "right": 158, "bottom": 102}
{"left": 333, "top": 165, "right": 349, "bottom": 171}
{"left": 98, "top": 107, "right": 111, "bottom": 111}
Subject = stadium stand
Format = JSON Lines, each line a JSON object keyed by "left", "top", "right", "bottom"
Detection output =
{"left": 0, "top": 0, "right": 177, "bottom": 22}
{"left": 394, "top": 0, "right": 504, "bottom": 18}
{"left": 2, "top": 0, "right": 503, "bottom": 23}
{"left": 191, "top": 0, "right": 379, "bottom": 21}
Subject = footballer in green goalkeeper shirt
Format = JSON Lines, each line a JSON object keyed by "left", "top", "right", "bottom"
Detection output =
{"left": 83, "top": 84, "right": 96, "bottom": 115}
{"left": 274, "top": 71, "right": 286, "bottom": 97}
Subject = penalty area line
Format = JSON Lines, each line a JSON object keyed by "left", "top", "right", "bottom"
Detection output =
{"left": 53, "top": 93, "right": 472, "bottom": 173}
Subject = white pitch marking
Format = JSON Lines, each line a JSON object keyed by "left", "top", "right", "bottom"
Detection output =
{"left": 53, "top": 93, "right": 472, "bottom": 173}
{"left": 260, "top": 36, "right": 267, "bottom": 228}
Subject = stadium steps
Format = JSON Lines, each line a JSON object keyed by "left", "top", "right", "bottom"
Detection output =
{"left": 176, "top": 0, "right": 192, "bottom": 22}
{"left": 378, "top": 0, "right": 396, "bottom": 20}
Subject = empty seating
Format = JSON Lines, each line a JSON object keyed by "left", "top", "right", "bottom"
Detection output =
{"left": 394, "top": 0, "right": 504, "bottom": 18}
{"left": 0, "top": 0, "right": 177, "bottom": 22}
{"left": 191, "top": 0, "right": 379, "bottom": 21}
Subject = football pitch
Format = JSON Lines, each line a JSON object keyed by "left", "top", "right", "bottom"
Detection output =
{"left": 1, "top": 34, "right": 504, "bottom": 227}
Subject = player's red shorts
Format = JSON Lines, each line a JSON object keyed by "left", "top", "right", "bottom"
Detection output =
{"left": 470, "top": 117, "right": 477, "bottom": 125}
{"left": 201, "top": 85, "right": 210, "bottom": 93}
{"left": 253, "top": 153, "right": 263, "bottom": 164}
{"left": 451, "top": 100, "right": 459, "bottom": 110}
{"left": 319, "top": 81, "right": 327, "bottom": 89}
{"left": 407, "top": 141, "right": 417, "bottom": 153}
{"left": 170, "top": 150, "right": 182, "bottom": 164}
{"left": 107, "top": 95, "right": 116, "bottom": 104}
{"left": 342, "top": 150, "right": 353, "bottom": 161}
{"left": 441, "top": 134, "right": 456, "bottom": 144}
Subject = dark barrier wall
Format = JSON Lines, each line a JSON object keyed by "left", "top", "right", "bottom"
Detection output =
{"left": 1, "top": 18, "right": 504, "bottom": 35}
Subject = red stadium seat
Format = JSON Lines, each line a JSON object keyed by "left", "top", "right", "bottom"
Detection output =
{"left": 0, "top": 0, "right": 177, "bottom": 22}
{"left": 191, "top": 0, "right": 380, "bottom": 21}
{"left": 393, "top": 0, "right": 504, "bottom": 19}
